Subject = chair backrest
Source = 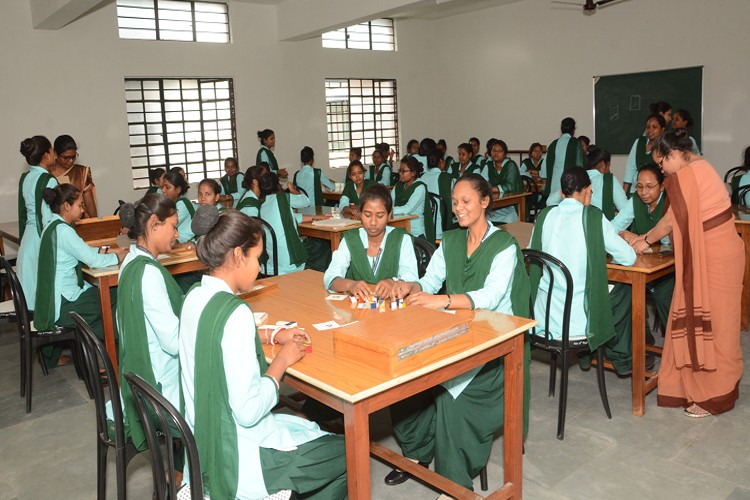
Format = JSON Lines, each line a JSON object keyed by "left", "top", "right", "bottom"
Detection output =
{"left": 390, "top": 171, "right": 400, "bottom": 186}
{"left": 731, "top": 184, "right": 750, "bottom": 206}
{"left": 252, "top": 217, "right": 279, "bottom": 277}
{"left": 723, "top": 166, "right": 747, "bottom": 184}
{"left": 412, "top": 236, "right": 436, "bottom": 278}
{"left": 522, "top": 249, "right": 574, "bottom": 346}
{"left": 427, "top": 193, "right": 441, "bottom": 235}
{"left": 0, "top": 256, "right": 17, "bottom": 321}
{"left": 1, "top": 255, "right": 32, "bottom": 336}
{"left": 521, "top": 175, "right": 536, "bottom": 194}
{"left": 125, "top": 372, "right": 204, "bottom": 500}
{"left": 69, "top": 312, "right": 128, "bottom": 450}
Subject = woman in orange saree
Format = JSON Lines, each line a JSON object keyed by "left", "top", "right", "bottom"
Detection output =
{"left": 632, "top": 129, "right": 744, "bottom": 417}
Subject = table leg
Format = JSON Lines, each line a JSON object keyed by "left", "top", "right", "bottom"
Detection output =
{"left": 330, "top": 233, "right": 342, "bottom": 252}
{"left": 97, "top": 277, "right": 119, "bottom": 378}
{"left": 343, "top": 401, "right": 371, "bottom": 499}
{"left": 630, "top": 275, "right": 647, "bottom": 416}
{"left": 518, "top": 198, "right": 526, "bottom": 223}
{"left": 503, "top": 333, "right": 524, "bottom": 497}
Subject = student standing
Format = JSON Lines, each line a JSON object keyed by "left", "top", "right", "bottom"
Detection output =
{"left": 161, "top": 168, "right": 196, "bottom": 244}
{"left": 293, "top": 146, "right": 335, "bottom": 206}
{"left": 256, "top": 129, "right": 288, "bottom": 178}
{"left": 392, "top": 156, "right": 434, "bottom": 242}
{"left": 487, "top": 139, "right": 522, "bottom": 224}
{"left": 623, "top": 114, "right": 666, "bottom": 193}
{"left": 179, "top": 207, "right": 347, "bottom": 499}
{"left": 541, "top": 117, "right": 584, "bottom": 200}
{"left": 672, "top": 109, "right": 701, "bottom": 155}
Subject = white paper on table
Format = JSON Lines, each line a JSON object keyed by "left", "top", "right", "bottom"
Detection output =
{"left": 312, "top": 320, "right": 359, "bottom": 331}
{"left": 325, "top": 294, "right": 348, "bottom": 301}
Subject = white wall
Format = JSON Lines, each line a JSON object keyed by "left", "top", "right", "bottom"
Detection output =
{"left": 431, "top": 0, "right": 750, "bottom": 180}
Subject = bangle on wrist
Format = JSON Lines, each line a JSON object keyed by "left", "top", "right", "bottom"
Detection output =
{"left": 644, "top": 234, "right": 651, "bottom": 245}
{"left": 270, "top": 328, "right": 281, "bottom": 345}
{"left": 445, "top": 294, "right": 452, "bottom": 310}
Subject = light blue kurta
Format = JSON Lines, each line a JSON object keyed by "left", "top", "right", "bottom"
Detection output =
{"left": 611, "top": 193, "right": 671, "bottom": 245}
{"left": 40, "top": 214, "right": 118, "bottom": 321}
{"left": 220, "top": 172, "right": 247, "bottom": 204}
{"left": 738, "top": 173, "right": 750, "bottom": 206}
{"left": 337, "top": 184, "right": 367, "bottom": 211}
{"left": 237, "top": 190, "right": 261, "bottom": 218}
{"left": 391, "top": 183, "right": 427, "bottom": 239}
{"left": 257, "top": 146, "right": 276, "bottom": 172}
{"left": 369, "top": 163, "right": 392, "bottom": 186}
{"left": 531, "top": 198, "right": 636, "bottom": 341}
{"left": 587, "top": 170, "right": 629, "bottom": 214}
{"left": 623, "top": 138, "right": 652, "bottom": 192}
{"left": 323, "top": 226, "right": 419, "bottom": 290}
{"left": 412, "top": 154, "right": 428, "bottom": 171}
{"left": 489, "top": 159, "right": 520, "bottom": 225}
{"left": 17, "top": 166, "right": 58, "bottom": 308}
{"left": 179, "top": 275, "right": 328, "bottom": 499}
{"left": 260, "top": 193, "right": 309, "bottom": 275}
{"left": 519, "top": 158, "right": 544, "bottom": 177}
{"left": 539, "top": 133, "right": 580, "bottom": 197}
{"left": 176, "top": 197, "right": 196, "bottom": 243}
{"left": 419, "top": 167, "right": 455, "bottom": 239}
{"left": 295, "top": 164, "right": 334, "bottom": 206}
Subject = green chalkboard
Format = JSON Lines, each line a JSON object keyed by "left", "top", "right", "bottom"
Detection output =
{"left": 594, "top": 66, "right": 703, "bottom": 154}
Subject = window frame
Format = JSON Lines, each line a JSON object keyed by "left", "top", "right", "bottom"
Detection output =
{"left": 117, "top": 0, "right": 231, "bottom": 44}
{"left": 322, "top": 18, "right": 395, "bottom": 51}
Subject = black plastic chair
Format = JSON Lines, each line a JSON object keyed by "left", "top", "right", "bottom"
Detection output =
{"left": 731, "top": 184, "right": 750, "bottom": 206}
{"left": 70, "top": 312, "right": 140, "bottom": 500}
{"left": 427, "top": 193, "right": 440, "bottom": 240}
{"left": 412, "top": 236, "right": 435, "bottom": 279}
{"left": 124, "top": 373, "right": 204, "bottom": 500}
{"left": 522, "top": 248, "right": 611, "bottom": 440}
{"left": 724, "top": 166, "right": 747, "bottom": 193}
{"left": 521, "top": 175, "right": 543, "bottom": 222}
{"left": 390, "top": 171, "right": 400, "bottom": 186}
{"left": 1, "top": 256, "right": 84, "bottom": 413}
{"left": 253, "top": 217, "right": 279, "bottom": 278}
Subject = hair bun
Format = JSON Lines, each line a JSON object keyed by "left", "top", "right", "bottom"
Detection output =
{"left": 192, "top": 205, "right": 220, "bottom": 237}
{"left": 119, "top": 202, "right": 137, "bottom": 229}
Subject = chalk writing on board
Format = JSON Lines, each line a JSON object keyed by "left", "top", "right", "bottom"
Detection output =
{"left": 629, "top": 95, "right": 641, "bottom": 111}
{"left": 609, "top": 104, "right": 619, "bottom": 121}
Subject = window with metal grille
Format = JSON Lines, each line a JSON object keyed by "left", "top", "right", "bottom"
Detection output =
{"left": 124, "top": 78, "right": 237, "bottom": 188}
{"left": 325, "top": 78, "right": 399, "bottom": 170}
{"left": 322, "top": 19, "right": 395, "bottom": 51}
{"left": 117, "top": 0, "right": 230, "bottom": 43}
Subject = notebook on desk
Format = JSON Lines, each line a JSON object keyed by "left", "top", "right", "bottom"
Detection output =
{"left": 311, "top": 219, "right": 359, "bottom": 228}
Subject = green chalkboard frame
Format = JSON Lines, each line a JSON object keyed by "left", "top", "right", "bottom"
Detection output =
{"left": 593, "top": 66, "right": 703, "bottom": 154}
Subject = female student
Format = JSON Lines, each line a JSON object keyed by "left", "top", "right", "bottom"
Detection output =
{"left": 487, "top": 139, "right": 522, "bottom": 224}
{"left": 623, "top": 114, "right": 667, "bottom": 193}
{"left": 406, "top": 139, "right": 419, "bottom": 155}
{"left": 179, "top": 207, "right": 347, "bottom": 499}
{"left": 420, "top": 150, "right": 456, "bottom": 239}
{"left": 293, "top": 146, "right": 335, "bottom": 206}
{"left": 582, "top": 146, "right": 628, "bottom": 220}
{"left": 161, "top": 168, "right": 196, "bottom": 244}
{"left": 146, "top": 167, "right": 166, "bottom": 195}
{"left": 520, "top": 142, "right": 545, "bottom": 185}
{"left": 437, "top": 139, "right": 456, "bottom": 176}
{"left": 392, "top": 156, "right": 434, "bottom": 242}
{"left": 50, "top": 135, "right": 98, "bottom": 218}
{"left": 388, "top": 173, "right": 531, "bottom": 490}
{"left": 34, "top": 184, "right": 127, "bottom": 367}
{"left": 256, "top": 129, "right": 288, "bottom": 178}
{"left": 455, "top": 142, "right": 485, "bottom": 179}
{"left": 17, "top": 135, "right": 59, "bottom": 309}
{"left": 672, "top": 109, "right": 701, "bottom": 155}
{"left": 342, "top": 147, "right": 363, "bottom": 184}
{"left": 116, "top": 193, "right": 183, "bottom": 451}
{"left": 219, "top": 157, "right": 246, "bottom": 205}
{"left": 338, "top": 160, "right": 374, "bottom": 219}
{"left": 650, "top": 101, "right": 673, "bottom": 128}
{"left": 197, "top": 178, "right": 222, "bottom": 208}
{"left": 369, "top": 148, "right": 391, "bottom": 186}
{"left": 541, "top": 117, "right": 584, "bottom": 199}
{"left": 235, "top": 165, "right": 266, "bottom": 218}
{"left": 632, "top": 130, "right": 744, "bottom": 417}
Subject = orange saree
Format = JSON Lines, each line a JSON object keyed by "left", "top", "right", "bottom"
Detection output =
{"left": 657, "top": 160, "right": 744, "bottom": 414}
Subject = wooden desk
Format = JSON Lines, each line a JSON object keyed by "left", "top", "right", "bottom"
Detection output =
{"left": 493, "top": 192, "right": 531, "bottom": 223}
{"left": 248, "top": 270, "right": 534, "bottom": 499}
{"left": 323, "top": 191, "right": 342, "bottom": 203}
{"left": 0, "top": 216, "right": 122, "bottom": 250}
{"left": 297, "top": 215, "right": 415, "bottom": 251}
{"left": 734, "top": 205, "right": 750, "bottom": 331}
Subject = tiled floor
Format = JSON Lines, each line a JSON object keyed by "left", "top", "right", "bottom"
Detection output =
{"left": 0, "top": 321, "right": 748, "bottom": 500}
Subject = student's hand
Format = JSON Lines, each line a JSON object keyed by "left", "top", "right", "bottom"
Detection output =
{"left": 391, "top": 280, "right": 416, "bottom": 300}
{"left": 276, "top": 339, "right": 307, "bottom": 366}
{"left": 406, "top": 292, "right": 446, "bottom": 310}
{"left": 347, "top": 204, "right": 361, "bottom": 219}
{"left": 276, "top": 328, "right": 310, "bottom": 345}
{"left": 389, "top": 149, "right": 396, "bottom": 161}
{"left": 374, "top": 278, "right": 397, "bottom": 299}
{"left": 278, "top": 168, "right": 289, "bottom": 178}
{"left": 119, "top": 226, "right": 129, "bottom": 236}
{"left": 287, "top": 182, "right": 300, "bottom": 195}
{"left": 619, "top": 230, "right": 637, "bottom": 244}
{"left": 630, "top": 235, "right": 650, "bottom": 254}
{"left": 348, "top": 280, "right": 372, "bottom": 301}
{"left": 312, "top": 214, "right": 332, "bottom": 221}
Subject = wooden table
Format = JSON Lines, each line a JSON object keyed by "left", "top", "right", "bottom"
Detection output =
{"left": 0, "top": 216, "right": 121, "bottom": 253}
{"left": 323, "top": 191, "right": 342, "bottom": 203}
{"left": 734, "top": 205, "right": 750, "bottom": 331}
{"left": 297, "top": 215, "right": 415, "bottom": 251}
{"left": 247, "top": 270, "right": 534, "bottom": 499}
{"left": 493, "top": 192, "right": 531, "bottom": 223}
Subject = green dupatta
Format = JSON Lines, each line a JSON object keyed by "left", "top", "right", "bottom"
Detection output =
{"left": 394, "top": 180, "right": 435, "bottom": 242}
{"left": 489, "top": 159, "right": 523, "bottom": 194}
{"left": 369, "top": 163, "right": 389, "bottom": 184}
{"left": 118, "top": 255, "right": 184, "bottom": 451}
{"left": 193, "top": 291, "right": 267, "bottom": 500}
{"left": 437, "top": 171, "right": 456, "bottom": 231}
{"left": 35, "top": 219, "right": 82, "bottom": 328}
{"left": 220, "top": 174, "right": 238, "bottom": 195}
{"left": 601, "top": 173, "right": 615, "bottom": 220}
{"left": 256, "top": 147, "right": 279, "bottom": 172}
{"left": 634, "top": 136, "right": 657, "bottom": 169}
{"left": 341, "top": 179, "right": 375, "bottom": 207}
{"left": 529, "top": 205, "right": 615, "bottom": 350}
{"left": 543, "top": 137, "right": 582, "bottom": 197}
{"left": 18, "top": 170, "right": 54, "bottom": 240}
{"left": 177, "top": 197, "right": 196, "bottom": 217}
{"left": 343, "top": 228, "right": 406, "bottom": 283}
{"left": 236, "top": 192, "right": 261, "bottom": 212}
{"left": 631, "top": 192, "right": 666, "bottom": 235}
{"left": 266, "top": 193, "right": 308, "bottom": 266}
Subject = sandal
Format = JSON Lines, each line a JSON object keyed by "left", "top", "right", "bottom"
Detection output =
{"left": 684, "top": 404, "right": 711, "bottom": 418}
{"left": 57, "top": 354, "right": 73, "bottom": 367}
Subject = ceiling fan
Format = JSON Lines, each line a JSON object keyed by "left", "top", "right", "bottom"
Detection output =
{"left": 552, "top": 0, "right": 625, "bottom": 13}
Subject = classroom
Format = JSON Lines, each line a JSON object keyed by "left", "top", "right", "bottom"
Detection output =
{"left": 1, "top": 0, "right": 749, "bottom": 498}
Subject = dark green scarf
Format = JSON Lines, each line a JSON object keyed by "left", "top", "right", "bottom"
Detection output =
{"left": 369, "top": 163, "right": 389, "bottom": 184}
{"left": 489, "top": 159, "right": 523, "bottom": 194}
{"left": 343, "top": 228, "right": 407, "bottom": 283}
{"left": 394, "top": 180, "right": 434, "bottom": 242}
{"left": 601, "top": 173, "right": 615, "bottom": 220}
{"left": 448, "top": 161, "right": 461, "bottom": 180}
{"left": 634, "top": 136, "right": 657, "bottom": 169}
{"left": 543, "top": 137, "right": 582, "bottom": 197}
{"left": 529, "top": 205, "right": 615, "bottom": 350}
{"left": 18, "top": 170, "right": 54, "bottom": 240}
{"left": 341, "top": 179, "right": 375, "bottom": 207}
{"left": 265, "top": 193, "right": 308, "bottom": 267}
{"left": 35, "top": 219, "right": 82, "bottom": 327}
{"left": 631, "top": 192, "right": 666, "bottom": 235}
{"left": 177, "top": 197, "right": 195, "bottom": 217}
{"left": 193, "top": 291, "right": 265, "bottom": 500}
{"left": 236, "top": 192, "right": 261, "bottom": 212}
{"left": 437, "top": 171, "right": 456, "bottom": 231}
{"left": 471, "top": 154, "right": 485, "bottom": 169}
{"left": 118, "top": 255, "right": 184, "bottom": 451}
{"left": 293, "top": 167, "right": 323, "bottom": 206}
{"left": 256, "top": 146, "right": 279, "bottom": 172}
{"left": 521, "top": 158, "right": 542, "bottom": 173}
{"left": 220, "top": 174, "right": 238, "bottom": 195}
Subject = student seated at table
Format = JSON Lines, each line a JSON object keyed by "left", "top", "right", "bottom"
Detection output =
{"left": 388, "top": 173, "right": 531, "bottom": 490}
{"left": 161, "top": 168, "right": 196, "bottom": 244}
{"left": 17, "top": 135, "right": 59, "bottom": 310}
{"left": 583, "top": 146, "right": 628, "bottom": 220}
{"left": 469, "top": 137, "right": 488, "bottom": 177}
{"left": 116, "top": 193, "right": 183, "bottom": 452}
{"left": 487, "top": 139, "right": 522, "bottom": 225}
{"left": 392, "top": 156, "right": 434, "bottom": 242}
{"left": 369, "top": 148, "right": 392, "bottom": 186}
{"left": 197, "top": 178, "right": 223, "bottom": 209}
{"left": 341, "top": 147, "right": 362, "bottom": 184}
{"left": 218, "top": 157, "right": 246, "bottom": 206}
{"left": 419, "top": 142, "right": 455, "bottom": 239}
{"left": 34, "top": 184, "right": 127, "bottom": 367}
{"left": 339, "top": 160, "right": 374, "bottom": 219}
{"left": 529, "top": 167, "right": 636, "bottom": 376}
{"left": 611, "top": 164, "right": 674, "bottom": 347}
{"left": 293, "top": 146, "right": 335, "bottom": 206}
{"left": 455, "top": 142, "right": 485, "bottom": 179}
{"left": 406, "top": 139, "right": 419, "bottom": 156}
{"left": 145, "top": 167, "right": 166, "bottom": 195}
{"left": 436, "top": 139, "right": 456, "bottom": 177}
{"left": 235, "top": 165, "right": 266, "bottom": 218}
{"left": 520, "top": 142, "right": 545, "bottom": 188}
{"left": 179, "top": 207, "right": 347, "bottom": 500}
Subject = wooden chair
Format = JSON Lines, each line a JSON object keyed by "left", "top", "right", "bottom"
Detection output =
{"left": 522, "top": 248, "right": 611, "bottom": 440}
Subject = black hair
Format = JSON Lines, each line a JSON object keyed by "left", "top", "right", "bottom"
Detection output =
{"left": 350, "top": 147, "right": 362, "bottom": 158}
{"left": 400, "top": 155, "right": 423, "bottom": 176}
{"left": 346, "top": 160, "right": 365, "bottom": 180}
{"left": 259, "top": 171, "right": 281, "bottom": 198}
{"left": 419, "top": 138, "right": 437, "bottom": 157}
{"left": 376, "top": 142, "right": 390, "bottom": 156}
{"left": 743, "top": 146, "right": 750, "bottom": 169}
{"left": 427, "top": 151, "right": 441, "bottom": 170}
{"left": 637, "top": 164, "right": 665, "bottom": 186}
{"left": 371, "top": 149, "right": 384, "bottom": 162}
{"left": 486, "top": 138, "right": 497, "bottom": 155}
{"left": 528, "top": 142, "right": 543, "bottom": 155}
{"left": 457, "top": 142, "right": 474, "bottom": 157}
{"left": 455, "top": 173, "right": 493, "bottom": 216}
{"left": 164, "top": 167, "right": 189, "bottom": 195}
{"left": 149, "top": 167, "right": 166, "bottom": 185}
{"left": 560, "top": 166, "right": 591, "bottom": 196}
{"left": 469, "top": 137, "right": 480, "bottom": 147}
{"left": 119, "top": 193, "right": 178, "bottom": 240}
{"left": 585, "top": 146, "right": 610, "bottom": 170}
{"left": 19, "top": 135, "right": 52, "bottom": 166}
{"left": 43, "top": 184, "right": 81, "bottom": 214}
{"left": 194, "top": 208, "right": 263, "bottom": 271}
{"left": 257, "top": 129, "right": 274, "bottom": 146}
{"left": 437, "top": 139, "right": 447, "bottom": 149}
{"left": 647, "top": 113, "right": 667, "bottom": 129}
{"left": 561, "top": 117, "right": 576, "bottom": 135}
{"left": 241, "top": 165, "right": 264, "bottom": 190}
{"left": 224, "top": 157, "right": 238, "bottom": 168}
{"left": 651, "top": 129, "right": 694, "bottom": 157}
{"left": 649, "top": 101, "right": 672, "bottom": 116}
{"left": 674, "top": 109, "right": 694, "bottom": 129}
{"left": 53, "top": 135, "right": 78, "bottom": 154}
{"left": 359, "top": 184, "right": 393, "bottom": 214}
{"left": 407, "top": 139, "right": 419, "bottom": 152}
{"left": 492, "top": 139, "right": 508, "bottom": 154}
{"left": 579, "top": 135, "right": 590, "bottom": 147}
{"left": 300, "top": 146, "right": 314, "bottom": 164}
{"left": 199, "top": 178, "right": 221, "bottom": 195}
{"left": 258, "top": 161, "right": 270, "bottom": 171}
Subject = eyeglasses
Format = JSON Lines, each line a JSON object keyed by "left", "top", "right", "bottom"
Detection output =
{"left": 60, "top": 153, "right": 79, "bottom": 162}
{"left": 398, "top": 169, "right": 413, "bottom": 174}
{"left": 656, "top": 152, "right": 669, "bottom": 168}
